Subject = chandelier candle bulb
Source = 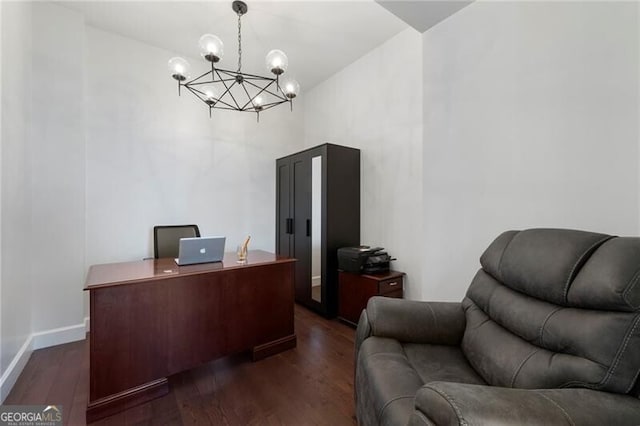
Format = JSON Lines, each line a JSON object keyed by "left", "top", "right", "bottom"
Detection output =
{"left": 253, "top": 95, "right": 264, "bottom": 111}
{"left": 201, "top": 85, "right": 219, "bottom": 106}
{"left": 168, "top": 57, "right": 191, "bottom": 81}
{"left": 266, "top": 49, "right": 288, "bottom": 75}
{"left": 282, "top": 78, "right": 300, "bottom": 99}
{"left": 199, "top": 34, "right": 224, "bottom": 63}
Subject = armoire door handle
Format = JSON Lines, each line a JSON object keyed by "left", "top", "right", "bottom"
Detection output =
{"left": 286, "top": 218, "right": 293, "bottom": 234}
{"left": 306, "top": 219, "right": 311, "bottom": 237}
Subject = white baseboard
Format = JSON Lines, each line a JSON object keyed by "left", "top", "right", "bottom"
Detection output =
{"left": 84, "top": 316, "right": 90, "bottom": 333}
{"left": 0, "top": 319, "right": 88, "bottom": 402}
{"left": 0, "top": 335, "right": 33, "bottom": 403}
{"left": 31, "top": 322, "right": 86, "bottom": 350}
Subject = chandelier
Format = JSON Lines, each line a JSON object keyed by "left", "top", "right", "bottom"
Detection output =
{"left": 167, "top": 1, "right": 300, "bottom": 121}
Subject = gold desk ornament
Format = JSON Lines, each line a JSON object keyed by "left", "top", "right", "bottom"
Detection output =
{"left": 237, "top": 235, "right": 251, "bottom": 263}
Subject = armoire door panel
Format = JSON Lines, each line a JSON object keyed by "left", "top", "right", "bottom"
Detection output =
{"left": 292, "top": 157, "right": 311, "bottom": 302}
{"left": 276, "top": 161, "right": 292, "bottom": 257}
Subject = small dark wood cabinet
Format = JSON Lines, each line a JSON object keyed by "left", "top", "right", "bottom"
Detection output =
{"left": 276, "top": 143, "right": 360, "bottom": 317}
{"left": 338, "top": 270, "right": 405, "bottom": 326}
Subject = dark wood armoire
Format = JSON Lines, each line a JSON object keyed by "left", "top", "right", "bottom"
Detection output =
{"left": 276, "top": 143, "right": 360, "bottom": 317}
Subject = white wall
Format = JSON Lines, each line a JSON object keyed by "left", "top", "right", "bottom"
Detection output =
{"left": 304, "top": 29, "right": 424, "bottom": 300}
{"left": 1, "top": 0, "right": 3, "bottom": 382}
{"left": 422, "top": 1, "right": 640, "bottom": 301}
{"left": 84, "top": 26, "right": 303, "bottom": 271}
{"left": 30, "top": 2, "right": 86, "bottom": 333}
{"left": 0, "top": 0, "right": 33, "bottom": 399}
{"left": 1, "top": 0, "right": 3, "bottom": 380}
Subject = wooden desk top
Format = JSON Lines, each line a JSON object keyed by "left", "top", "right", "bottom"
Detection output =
{"left": 85, "top": 250, "right": 295, "bottom": 290}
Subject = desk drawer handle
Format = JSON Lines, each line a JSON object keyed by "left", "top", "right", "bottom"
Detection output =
{"left": 388, "top": 282, "right": 398, "bottom": 286}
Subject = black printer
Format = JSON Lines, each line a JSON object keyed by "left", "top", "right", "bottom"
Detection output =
{"left": 337, "top": 246, "right": 393, "bottom": 274}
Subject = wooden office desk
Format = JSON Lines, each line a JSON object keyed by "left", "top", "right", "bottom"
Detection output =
{"left": 84, "top": 250, "right": 296, "bottom": 422}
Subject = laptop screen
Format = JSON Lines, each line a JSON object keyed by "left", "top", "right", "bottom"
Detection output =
{"left": 175, "top": 236, "right": 226, "bottom": 266}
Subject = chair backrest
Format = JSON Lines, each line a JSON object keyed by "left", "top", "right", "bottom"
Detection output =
{"left": 153, "top": 224, "right": 201, "bottom": 259}
{"left": 461, "top": 228, "right": 640, "bottom": 395}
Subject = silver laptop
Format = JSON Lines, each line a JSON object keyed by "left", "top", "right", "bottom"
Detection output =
{"left": 174, "top": 236, "right": 226, "bottom": 266}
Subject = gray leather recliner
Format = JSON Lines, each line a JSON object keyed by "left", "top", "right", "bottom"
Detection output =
{"left": 355, "top": 229, "right": 640, "bottom": 425}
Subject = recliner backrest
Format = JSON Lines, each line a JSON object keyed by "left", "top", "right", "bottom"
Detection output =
{"left": 632, "top": 377, "right": 640, "bottom": 398}
{"left": 461, "top": 229, "right": 640, "bottom": 395}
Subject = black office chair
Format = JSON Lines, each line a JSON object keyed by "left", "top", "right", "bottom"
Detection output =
{"left": 153, "top": 224, "right": 201, "bottom": 259}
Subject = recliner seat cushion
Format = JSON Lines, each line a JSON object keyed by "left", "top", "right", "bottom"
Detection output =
{"left": 357, "top": 337, "right": 485, "bottom": 426}
{"left": 462, "top": 229, "right": 640, "bottom": 394}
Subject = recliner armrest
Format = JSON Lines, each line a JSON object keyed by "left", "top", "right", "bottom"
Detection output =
{"left": 360, "top": 297, "right": 466, "bottom": 345}
{"left": 411, "top": 382, "right": 640, "bottom": 426}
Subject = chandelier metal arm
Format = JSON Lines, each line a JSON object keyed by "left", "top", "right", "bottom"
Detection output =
{"left": 238, "top": 76, "right": 272, "bottom": 81}
{"left": 215, "top": 86, "right": 242, "bottom": 111}
{"left": 243, "top": 79, "right": 287, "bottom": 102}
{"left": 184, "top": 68, "right": 213, "bottom": 86}
{"left": 275, "top": 79, "right": 289, "bottom": 99}
{"left": 188, "top": 78, "right": 236, "bottom": 85}
{"left": 182, "top": 68, "right": 292, "bottom": 113}
{"left": 186, "top": 85, "right": 237, "bottom": 110}
{"left": 214, "top": 69, "right": 242, "bottom": 110}
{"left": 185, "top": 85, "right": 214, "bottom": 107}
{"left": 187, "top": 79, "right": 239, "bottom": 110}
{"left": 210, "top": 105, "right": 257, "bottom": 112}
{"left": 259, "top": 100, "right": 289, "bottom": 111}
{"left": 217, "top": 68, "right": 277, "bottom": 81}
{"left": 241, "top": 80, "right": 275, "bottom": 109}
{"left": 183, "top": 66, "right": 287, "bottom": 94}
{"left": 262, "top": 100, "right": 288, "bottom": 108}
{"left": 239, "top": 82, "right": 259, "bottom": 111}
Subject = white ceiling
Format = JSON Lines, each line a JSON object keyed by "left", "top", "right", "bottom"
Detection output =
{"left": 58, "top": 0, "right": 410, "bottom": 90}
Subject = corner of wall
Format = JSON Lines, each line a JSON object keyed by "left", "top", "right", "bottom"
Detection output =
{"left": 30, "top": 1, "right": 86, "bottom": 333}
{"left": 0, "top": 318, "right": 89, "bottom": 403}
{"left": 0, "top": 0, "right": 34, "bottom": 401}
{"left": 0, "top": 0, "right": 4, "bottom": 392}
{"left": 302, "top": 27, "right": 425, "bottom": 301}
{"left": 0, "top": 337, "right": 32, "bottom": 403}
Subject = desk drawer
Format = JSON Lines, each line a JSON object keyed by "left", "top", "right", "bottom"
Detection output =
{"left": 379, "top": 278, "right": 402, "bottom": 295}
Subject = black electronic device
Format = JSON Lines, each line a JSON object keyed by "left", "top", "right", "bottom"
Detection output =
{"left": 337, "top": 246, "right": 394, "bottom": 274}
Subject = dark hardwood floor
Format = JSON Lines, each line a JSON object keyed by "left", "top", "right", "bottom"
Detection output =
{"left": 4, "top": 305, "right": 357, "bottom": 426}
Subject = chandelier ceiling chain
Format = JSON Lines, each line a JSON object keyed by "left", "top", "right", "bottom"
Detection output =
{"left": 237, "top": 11, "right": 242, "bottom": 73}
{"left": 167, "top": 0, "right": 300, "bottom": 121}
